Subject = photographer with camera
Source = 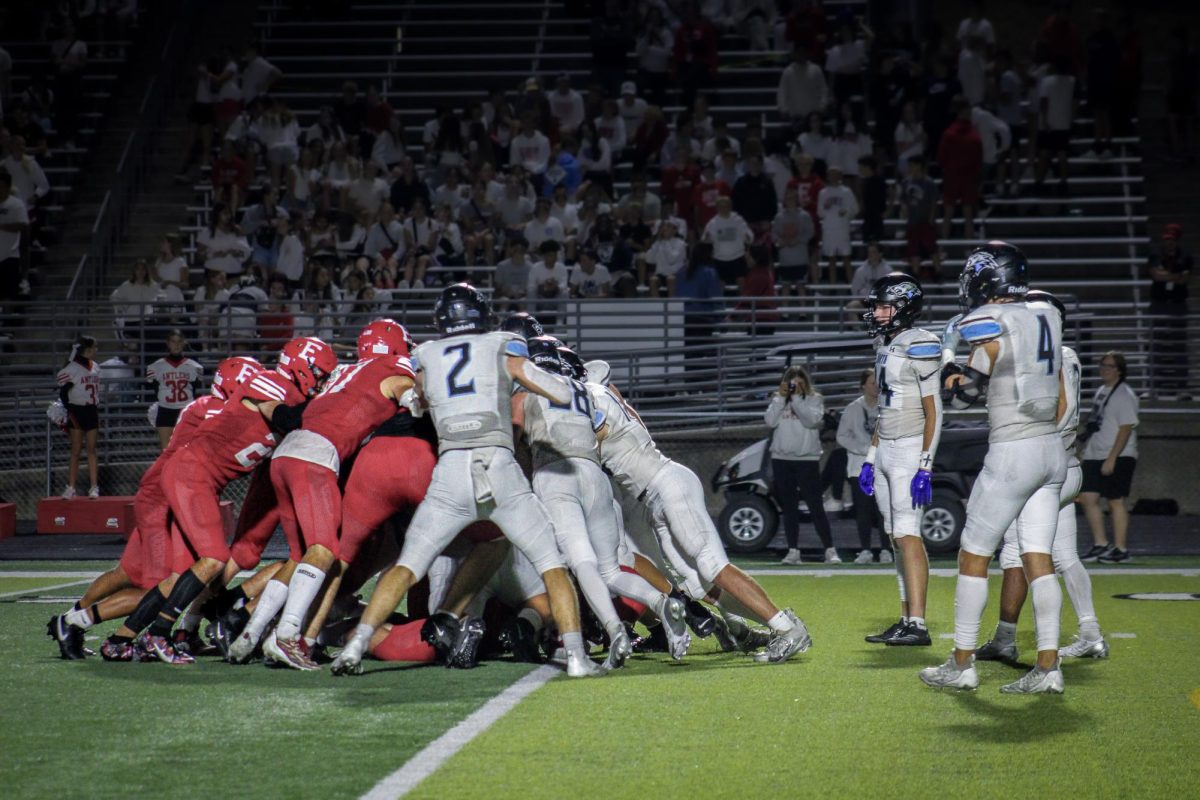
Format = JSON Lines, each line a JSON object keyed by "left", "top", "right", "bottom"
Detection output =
{"left": 1078, "top": 351, "right": 1140, "bottom": 563}
{"left": 765, "top": 366, "right": 839, "bottom": 565}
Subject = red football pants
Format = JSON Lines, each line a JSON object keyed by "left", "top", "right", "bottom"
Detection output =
{"left": 162, "top": 453, "right": 231, "bottom": 562}
{"left": 270, "top": 456, "right": 341, "bottom": 562}
{"left": 338, "top": 435, "right": 437, "bottom": 567}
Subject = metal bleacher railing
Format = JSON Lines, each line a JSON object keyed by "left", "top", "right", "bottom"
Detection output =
{"left": 0, "top": 287, "right": 1194, "bottom": 499}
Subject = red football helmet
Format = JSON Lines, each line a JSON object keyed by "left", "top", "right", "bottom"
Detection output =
{"left": 278, "top": 337, "right": 339, "bottom": 397}
{"left": 357, "top": 318, "right": 414, "bottom": 360}
{"left": 211, "top": 356, "right": 264, "bottom": 400}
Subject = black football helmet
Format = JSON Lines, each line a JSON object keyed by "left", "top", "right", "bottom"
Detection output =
{"left": 557, "top": 346, "right": 586, "bottom": 381}
{"left": 501, "top": 311, "right": 545, "bottom": 340}
{"left": 525, "top": 335, "right": 563, "bottom": 374}
{"left": 434, "top": 283, "right": 492, "bottom": 336}
{"left": 1025, "top": 289, "right": 1066, "bottom": 324}
{"left": 959, "top": 241, "right": 1029, "bottom": 313}
{"left": 863, "top": 273, "right": 925, "bottom": 338}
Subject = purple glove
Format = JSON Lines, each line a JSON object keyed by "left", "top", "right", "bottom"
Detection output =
{"left": 858, "top": 463, "right": 875, "bottom": 496}
{"left": 910, "top": 469, "right": 933, "bottom": 509}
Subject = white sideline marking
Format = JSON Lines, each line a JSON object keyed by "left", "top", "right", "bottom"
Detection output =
{"left": 0, "top": 579, "right": 92, "bottom": 600}
{"left": 939, "top": 633, "right": 955, "bottom": 639}
{"left": 1110, "top": 632, "right": 1137, "bottom": 639}
{"left": 0, "top": 571, "right": 103, "bottom": 579}
{"left": 747, "top": 567, "right": 1200, "bottom": 578}
{"left": 360, "top": 664, "right": 559, "bottom": 800}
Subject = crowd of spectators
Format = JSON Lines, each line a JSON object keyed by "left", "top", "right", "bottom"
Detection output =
{"left": 103, "top": 0, "right": 1151, "bottom": 352}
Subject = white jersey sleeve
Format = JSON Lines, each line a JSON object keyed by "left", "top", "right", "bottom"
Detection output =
{"left": 876, "top": 328, "right": 942, "bottom": 444}
{"left": 589, "top": 383, "right": 669, "bottom": 496}
{"left": 415, "top": 331, "right": 528, "bottom": 453}
{"left": 1058, "top": 346, "right": 1081, "bottom": 453}
{"left": 521, "top": 378, "right": 602, "bottom": 470}
{"left": 960, "top": 302, "right": 1060, "bottom": 443}
{"left": 146, "top": 357, "right": 205, "bottom": 409}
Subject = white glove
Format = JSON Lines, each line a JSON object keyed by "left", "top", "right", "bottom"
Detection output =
{"left": 399, "top": 387, "right": 424, "bottom": 418}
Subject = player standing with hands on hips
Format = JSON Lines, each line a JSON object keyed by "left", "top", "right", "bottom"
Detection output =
{"left": 858, "top": 274, "right": 942, "bottom": 647}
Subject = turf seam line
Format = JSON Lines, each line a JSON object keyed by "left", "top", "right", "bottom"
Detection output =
{"left": 360, "top": 664, "right": 559, "bottom": 800}
{"left": 0, "top": 579, "right": 93, "bottom": 600}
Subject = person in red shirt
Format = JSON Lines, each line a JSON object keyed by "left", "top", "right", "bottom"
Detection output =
{"left": 733, "top": 245, "right": 781, "bottom": 335}
{"left": 660, "top": 151, "right": 701, "bottom": 227}
{"left": 785, "top": 1, "right": 828, "bottom": 65}
{"left": 129, "top": 338, "right": 333, "bottom": 664}
{"left": 691, "top": 161, "right": 730, "bottom": 233}
{"left": 937, "top": 98, "right": 984, "bottom": 241}
{"left": 364, "top": 84, "right": 394, "bottom": 136}
{"left": 250, "top": 320, "right": 417, "bottom": 670}
{"left": 211, "top": 139, "right": 251, "bottom": 215}
{"left": 46, "top": 356, "right": 263, "bottom": 661}
{"left": 672, "top": 4, "right": 719, "bottom": 109}
{"left": 787, "top": 152, "right": 824, "bottom": 266}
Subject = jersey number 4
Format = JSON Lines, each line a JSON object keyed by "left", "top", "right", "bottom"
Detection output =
{"left": 1036, "top": 315, "right": 1056, "bottom": 375}
{"left": 875, "top": 354, "right": 894, "bottom": 408}
{"left": 444, "top": 343, "right": 476, "bottom": 397}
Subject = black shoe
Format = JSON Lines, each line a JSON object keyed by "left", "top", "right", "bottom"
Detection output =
{"left": 47, "top": 615, "right": 87, "bottom": 660}
{"left": 215, "top": 607, "right": 250, "bottom": 659}
{"left": 631, "top": 623, "right": 669, "bottom": 653}
{"left": 173, "top": 628, "right": 215, "bottom": 658}
{"left": 682, "top": 597, "right": 716, "bottom": 638}
{"left": 1097, "top": 547, "right": 1132, "bottom": 564}
{"left": 865, "top": 619, "right": 905, "bottom": 644}
{"left": 421, "top": 612, "right": 462, "bottom": 666}
{"left": 885, "top": 621, "right": 932, "bottom": 646}
{"left": 498, "top": 618, "right": 542, "bottom": 663}
{"left": 1080, "top": 544, "right": 1113, "bottom": 563}
{"left": 448, "top": 617, "right": 486, "bottom": 669}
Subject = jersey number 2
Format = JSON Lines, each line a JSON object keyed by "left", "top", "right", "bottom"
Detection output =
{"left": 1036, "top": 315, "right": 1055, "bottom": 375}
{"left": 444, "top": 343, "right": 475, "bottom": 397}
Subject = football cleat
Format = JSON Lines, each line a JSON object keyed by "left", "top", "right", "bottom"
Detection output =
{"left": 865, "top": 619, "right": 906, "bottom": 644}
{"left": 885, "top": 621, "right": 932, "bottom": 647}
{"left": 448, "top": 617, "right": 486, "bottom": 669}
{"left": 630, "top": 623, "right": 669, "bottom": 654}
{"left": 139, "top": 632, "right": 195, "bottom": 665}
{"left": 421, "top": 612, "right": 462, "bottom": 666}
{"left": 499, "top": 618, "right": 542, "bottom": 663}
{"left": 565, "top": 649, "right": 605, "bottom": 678}
{"left": 99, "top": 637, "right": 137, "bottom": 662}
{"left": 1059, "top": 635, "right": 1109, "bottom": 659}
{"left": 1000, "top": 660, "right": 1065, "bottom": 694}
{"left": 172, "top": 628, "right": 215, "bottom": 659}
{"left": 603, "top": 626, "right": 632, "bottom": 671}
{"left": 660, "top": 597, "right": 692, "bottom": 661}
{"left": 754, "top": 610, "right": 812, "bottom": 663}
{"left": 265, "top": 634, "right": 320, "bottom": 671}
{"left": 47, "top": 614, "right": 87, "bottom": 660}
{"left": 919, "top": 653, "right": 979, "bottom": 690}
{"left": 711, "top": 615, "right": 739, "bottom": 652}
{"left": 976, "top": 637, "right": 1019, "bottom": 662}
{"left": 227, "top": 629, "right": 262, "bottom": 664}
{"left": 680, "top": 595, "right": 716, "bottom": 638}
{"left": 330, "top": 636, "right": 367, "bottom": 676}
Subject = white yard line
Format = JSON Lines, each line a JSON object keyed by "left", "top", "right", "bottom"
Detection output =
{"left": 360, "top": 664, "right": 559, "bottom": 800}
{"left": 0, "top": 571, "right": 103, "bottom": 579}
{"left": 747, "top": 568, "right": 1200, "bottom": 578}
{"left": 0, "top": 579, "right": 93, "bottom": 600}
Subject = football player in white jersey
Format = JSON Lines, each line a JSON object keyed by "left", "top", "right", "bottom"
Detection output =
{"left": 332, "top": 284, "right": 601, "bottom": 677}
{"left": 857, "top": 274, "right": 942, "bottom": 647}
{"left": 975, "top": 291, "right": 1108, "bottom": 661}
{"left": 921, "top": 242, "right": 1069, "bottom": 694}
{"left": 145, "top": 329, "right": 204, "bottom": 449}
{"left": 515, "top": 338, "right": 690, "bottom": 668}
{"left": 588, "top": 370, "right": 813, "bottom": 664}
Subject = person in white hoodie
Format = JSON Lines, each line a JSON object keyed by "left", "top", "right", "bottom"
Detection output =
{"left": 765, "top": 366, "right": 839, "bottom": 565}
{"left": 837, "top": 369, "right": 890, "bottom": 564}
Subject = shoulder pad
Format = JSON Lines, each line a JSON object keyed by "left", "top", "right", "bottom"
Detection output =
{"left": 958, "top": 314, "right": 1003, "bottom": 343}
{"left": 904, "top": 328, "right": 941, "bottom": 360}
{"left": 389, "top": 355, "right": 415, "bottom": 378}
{"left": 504, "top": 338, "right": 530, "bottom": 358}
{"left": 245, "top": 371, "right": 292, "bottom": 403}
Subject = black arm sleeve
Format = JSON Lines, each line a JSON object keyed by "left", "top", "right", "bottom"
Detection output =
{"left": 270, "top": 402, "right": 306, "bottom": 435}
{"left": 59, "top": 384, "right": 71, "bottom": 406}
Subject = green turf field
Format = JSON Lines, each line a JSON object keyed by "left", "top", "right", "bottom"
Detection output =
{"left": 1, "top": 562, "right": 1197, "bottom": 799}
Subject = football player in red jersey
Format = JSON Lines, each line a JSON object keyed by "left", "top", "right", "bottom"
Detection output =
{"left": 131, "top": 338, "right": 333, "bottom": 664}
{"left": 48, "top": 356, "right": 262, "bottom": 661}
{"left": 234, "top": 320, "right": 416, "bottom": 669}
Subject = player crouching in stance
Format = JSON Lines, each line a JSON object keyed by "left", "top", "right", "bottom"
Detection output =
{"left": 975, "top": 292, "right": 1108, "bottom": 662}
{"left": 331, "top": 284, "right": 601, "bottom": 678}
{"left": 857, "top": 274, "right": 941, "bottom": 647}
{"left": 921, "top": 242, "right": 1068, "bottom": 693}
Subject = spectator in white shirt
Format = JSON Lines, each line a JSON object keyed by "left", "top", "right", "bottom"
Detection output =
{"left": 643, "top": 219, "right": 687, "bottom": 295}
{"left": 702, "top": 195, "right": 752, "bottom": 293}
{"left": 547, "top": 73, "right": 585, "bottom": 134}
{"left": 893, "top": 100, "right": 926, "bottom": 175}
{"left": 110, "top": 259, "right": 162, "bottom": 341}
{"left": 777, "top": 48, "right": 829, "bottom": 125}
{"left": 595, "top": 99, "right": 628, "bottom": 153}
{"left": 958, "top": 35, "right": 987, "bottom": 107}
{"left": 275, "top": 217, "right": 306, "bottom": 288}
{"left": 401, "top": 199, "right": 435, "bottom": 289}
{"left": 635, "top": 9, "right": 674, "bottom": 106}
{"left": 797, "top": 111, "right": 832, "bottom": 169}
{"left": 0, "top": 170, "right": 29, "bottom": 303}
{"left": 193, "top": 269, "right": 231, "bottom": 342}
{"left": 240, "top": 44, "right": 283, "bottom": 105}
{"left": 1, "top": 136, "right": 49, "bottom": 207}
{"left": 772, "top": 187, "right": 815, "bottom": 294}
{"left": 569, "top": 249, "right": 612, "bottom": 297}
{"left": 363, "top": 202, "right": 406, "bottom": 272}
{"left": 825, "top": 19, "right": 873, "bottom": 108}
{"left": 618, "top": 82, "right": 649, "bottom": 132}
{"left": 817, "top": 166, "right": 858, "bottom": 283}
{"left": 509, "top": 114, "right": 551, "bottom": 187}
{"left": 1037, "top": 60, "right": 1077, "bottom": 192}
{"left": 196, "top": 206, "right": 251, "bottom": 275}
{"left": 494, "top": 236, "right": 532, "bottom": 306}
{"left": 154, "top": 233, "right": 189, "bottom": 299}
{"left": 371, "top": 114, "right": 407, "bottom": 172}
{"left": 971, "top": 104, "right": 1012, "bottom": 193}
{"left": 528, "top": 240, "right": 570, "bottom": 323}
{"left": 702, "top": 118, "right": 742, "bottom": 163}
{"left": 347, "top": 160, "right": 389, "bottom": 217}
{"left": 956, "top": 0, "right": 996, "bottom": 53}
{"left": 845, "top": 241, "right": 896, "bottom": 316}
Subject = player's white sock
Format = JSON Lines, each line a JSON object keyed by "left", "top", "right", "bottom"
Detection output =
{"left": 517, "top": 607, "right": 544, "bottom": 634}
{"left": 276, "top": 564, "right": 326, "bottom": 640}
{"left": 993, "top": 619, "right": 1018, "bottom": 644}
{"left": 561, "top": 630, "right": 587, "bottom": 658}
{"left": 574, "top": 562, "right": 621, "bottom": 632}
{"left": 766, "top": 610, "right": 794, "bottom": 634}
{"left": 908, "top": 616, "right": 927, "bottom": 630}
{"left": 953, "top": 574, "right": 989, "bottom": 652}
{"left": 608, "top": 569, "right": 662, "bottom": 610}
{"left": 65, "top": 603, "right": 94, "bottom": 630}
{"left": 1060, "top": 561, "right": 1100, "bottom": 639}
{"left": 244, "top": 579, "right": 289, "bottom": 643}
{"left": 716, "top": 594, "right": 769, "bottom": 626}
{"left": 1029, "top": 574, "right": 1063, "bottom": 653}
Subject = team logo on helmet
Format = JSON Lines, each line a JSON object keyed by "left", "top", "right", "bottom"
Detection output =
{"left": 966, "top": 250, "right": 999, "bottom": 274}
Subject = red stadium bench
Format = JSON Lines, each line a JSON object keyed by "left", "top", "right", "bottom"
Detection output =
{"left": 0, "top": 503, "right": 15, "bottom": 540}
{"left": 37, "top": 497, "right": 137, "bottom": 537}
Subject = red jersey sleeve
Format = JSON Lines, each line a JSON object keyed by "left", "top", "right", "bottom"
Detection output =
{"left": 244, "top": 370, "right": 302, "bottom": 404}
